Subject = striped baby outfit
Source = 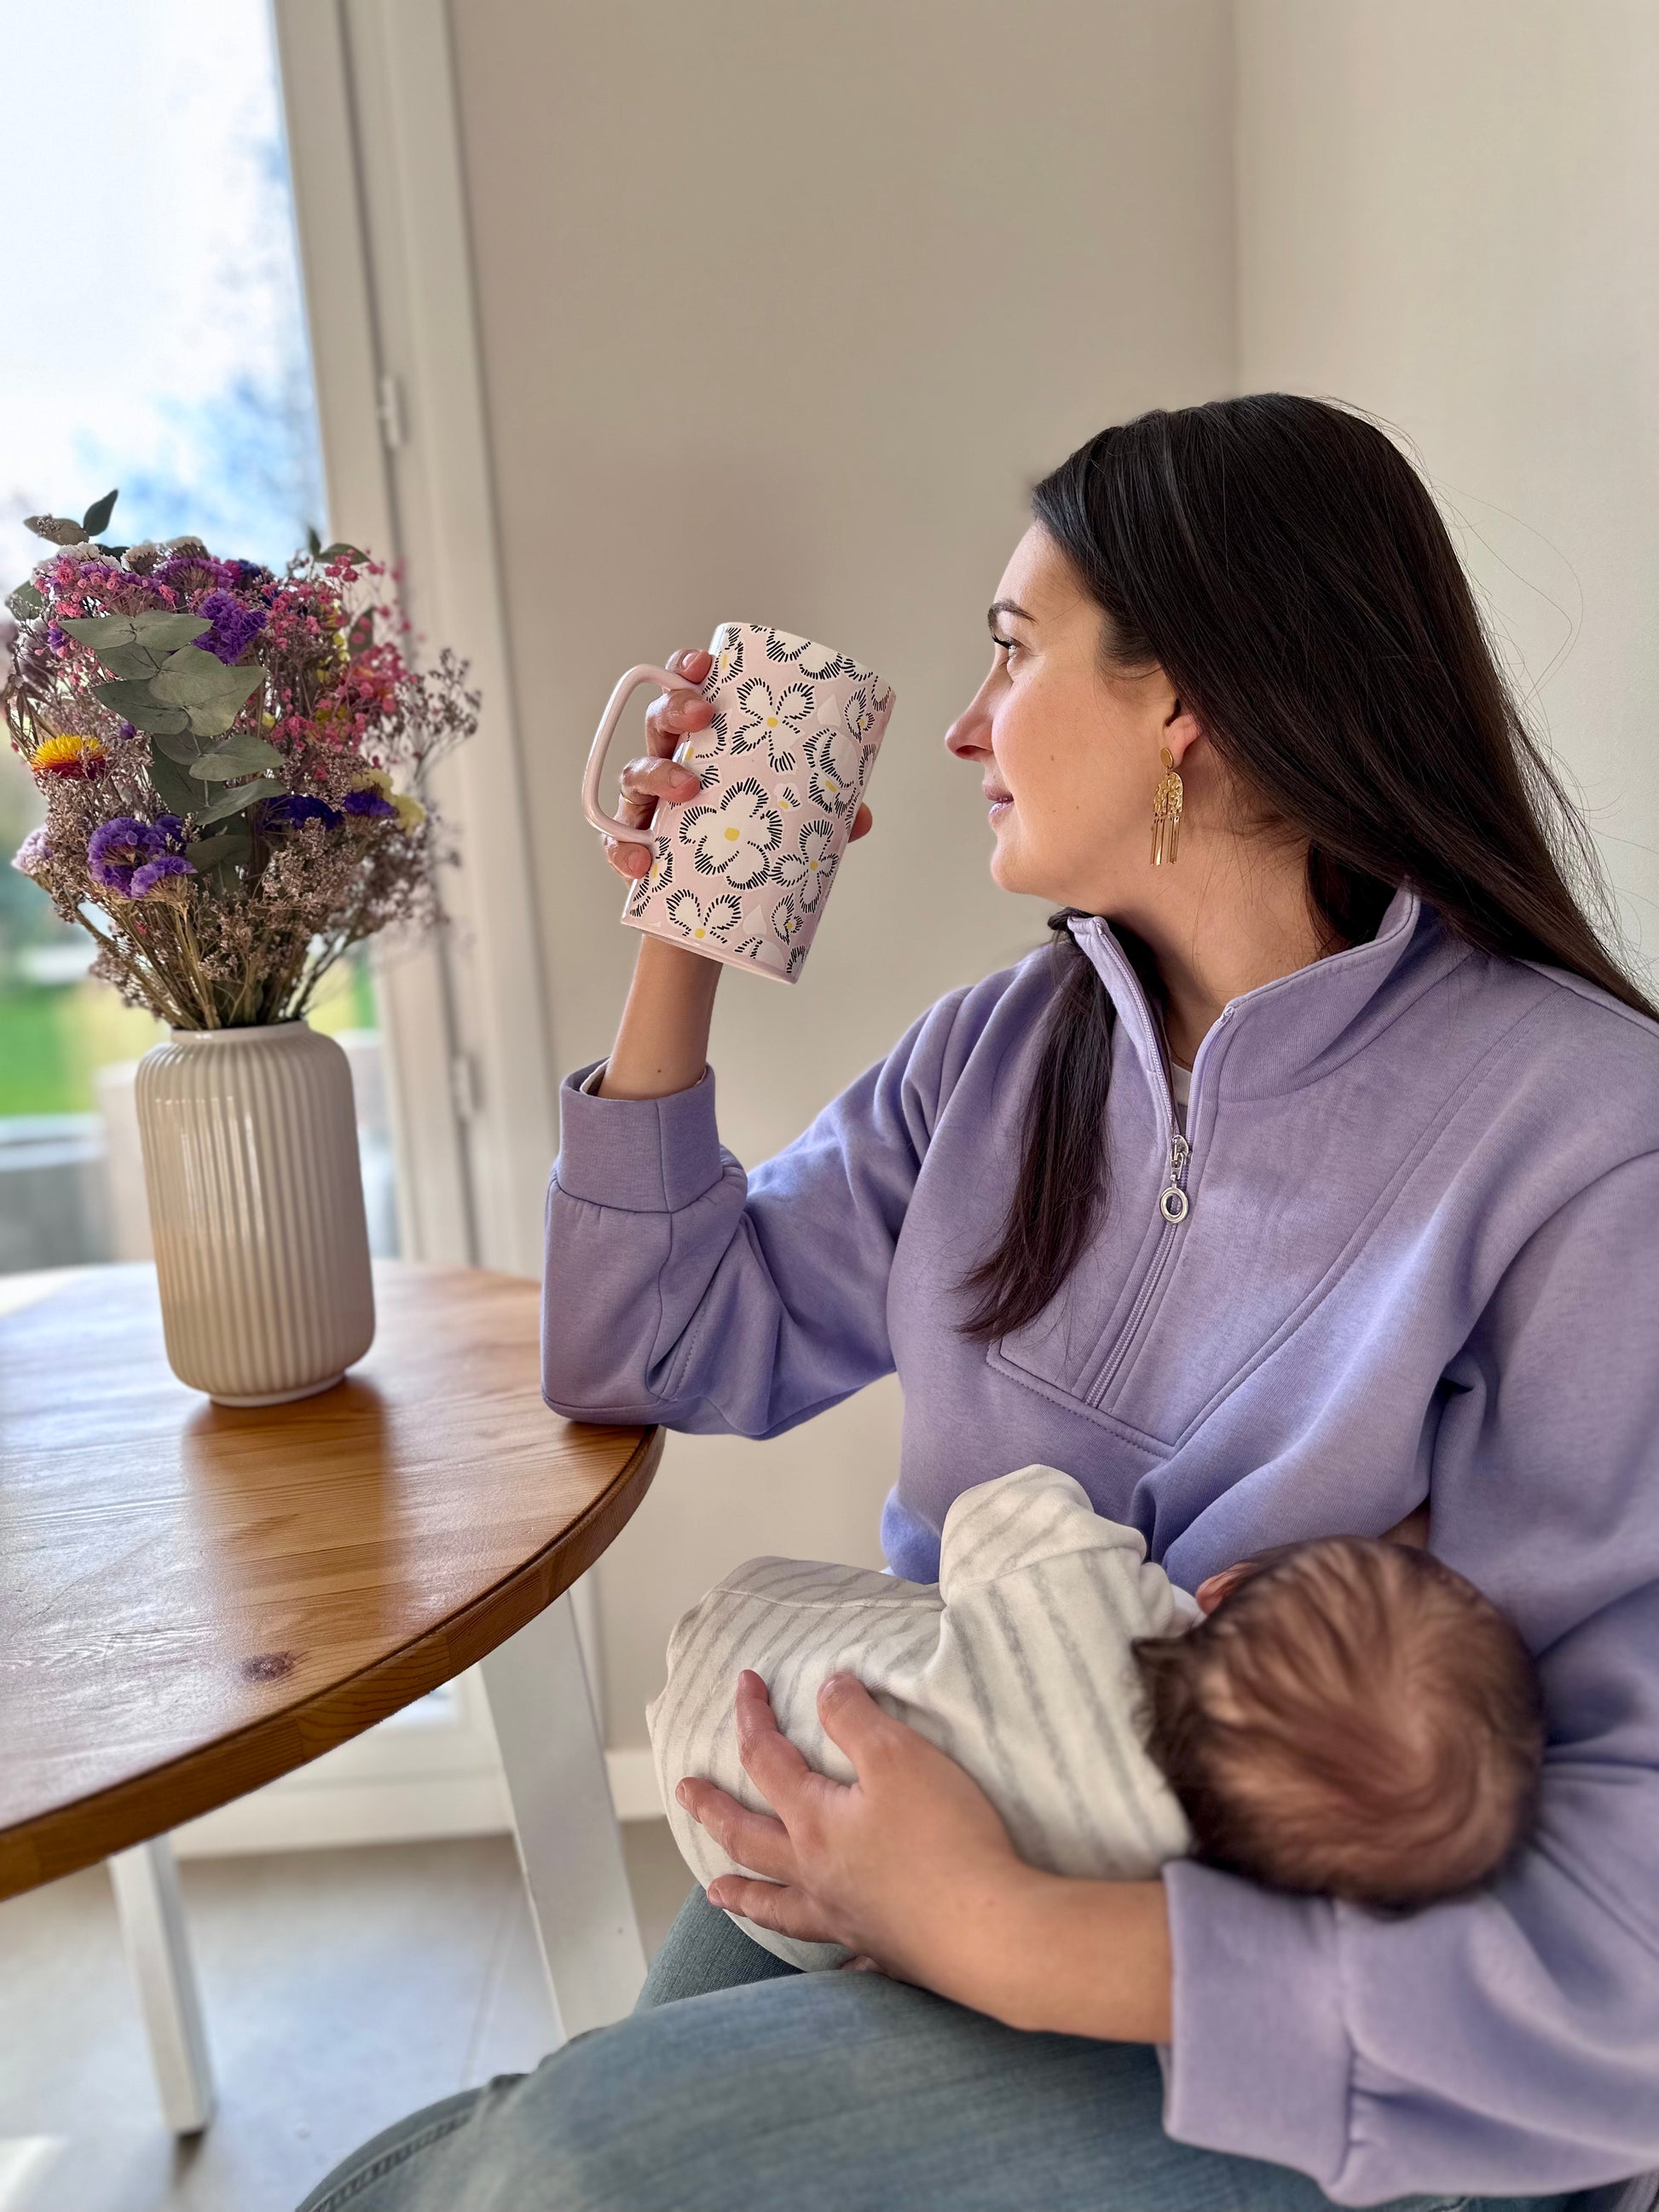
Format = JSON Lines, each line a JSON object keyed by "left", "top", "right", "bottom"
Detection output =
{"left": 648, "top": 1463, "right": 1200, "bottom": 1969}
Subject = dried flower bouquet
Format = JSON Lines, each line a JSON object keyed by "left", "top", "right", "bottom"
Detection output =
{"left": 5, "top": 491, "right": 477, "bottom": 1030}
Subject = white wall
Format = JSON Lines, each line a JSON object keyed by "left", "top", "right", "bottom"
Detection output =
{"left": 448, "top": 0, "right": 1239, "bottom": 1740}
{"left": 1235, "top": 0, "right": 1659, "bottom": 970}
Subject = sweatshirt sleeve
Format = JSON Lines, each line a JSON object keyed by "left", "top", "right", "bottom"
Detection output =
{"left": 1160, "top": 1149, "right": 1659, "bottom": 2203}
{"left": 540, "top": 987, "right": 973, "bottom": 1436}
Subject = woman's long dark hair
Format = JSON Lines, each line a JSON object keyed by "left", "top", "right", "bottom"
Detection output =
{"left": 957, "top": 395, "right": 1657, "bottom": 1344}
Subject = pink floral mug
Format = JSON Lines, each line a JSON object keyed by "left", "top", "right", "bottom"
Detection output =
{"left": 582, "top": 621, "right": 895, "bottom": 983}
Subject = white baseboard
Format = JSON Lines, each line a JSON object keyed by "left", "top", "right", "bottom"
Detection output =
{"left": 171, "top": 1747, "right": 665, "bottom": 1858}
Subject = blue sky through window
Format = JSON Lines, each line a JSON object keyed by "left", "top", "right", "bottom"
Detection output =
{"left": 0, "top": 0, "right": 325, "bottom": 588}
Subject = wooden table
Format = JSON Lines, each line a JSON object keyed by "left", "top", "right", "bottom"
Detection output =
{"left": 0, "top": 1261, "right": 663, "bottom": 2131}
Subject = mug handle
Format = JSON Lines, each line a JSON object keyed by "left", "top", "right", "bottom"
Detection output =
{"left": 581, "top": 663, "right": 692, "bottom": 846}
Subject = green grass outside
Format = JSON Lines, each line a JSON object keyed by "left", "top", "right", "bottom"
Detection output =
{"left": 0, "top": 952, "right": 379, "bottom": 1118}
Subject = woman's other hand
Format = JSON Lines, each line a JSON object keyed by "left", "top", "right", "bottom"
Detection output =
{"left": 678, "top": 1669, "right": 1174, "bottom": 2039}
{"left": 677, "top": 1669, "right": 1028, "bottom": 2000}
{"left": 602, "top": 650, "right": 876, "bottom": 881}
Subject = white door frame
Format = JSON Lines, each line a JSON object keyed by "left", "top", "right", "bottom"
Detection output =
{"left": 273, "top": 0, "right": 557, "bottom": 1283}
{"left": 270, "top": 0, "right": 606, "bottom": 1736}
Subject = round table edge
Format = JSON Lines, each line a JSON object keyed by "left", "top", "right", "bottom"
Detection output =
{"left": 0, "top": 1423, "right": 664, "bottom": 1900}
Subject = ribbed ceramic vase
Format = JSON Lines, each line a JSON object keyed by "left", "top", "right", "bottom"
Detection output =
{"left": 134, "top": 1022, "right": 375, "bottom": 1406}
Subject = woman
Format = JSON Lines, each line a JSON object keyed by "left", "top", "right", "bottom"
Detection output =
{"left": 300, "top": 398, "right": 1659, "bottom": 2211}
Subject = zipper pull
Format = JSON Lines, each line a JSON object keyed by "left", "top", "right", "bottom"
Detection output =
{"left": 1159, "top": 1130, "right": 1191, "bottom": 1224}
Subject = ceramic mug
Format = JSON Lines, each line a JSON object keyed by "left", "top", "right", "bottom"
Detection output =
{"left": 582, "top": 621, "right": 895, "bottom": 983}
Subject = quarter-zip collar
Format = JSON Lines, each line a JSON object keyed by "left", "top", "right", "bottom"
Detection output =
{"left": 1066, "top": 883, "right": 1445, "bottom": 1112}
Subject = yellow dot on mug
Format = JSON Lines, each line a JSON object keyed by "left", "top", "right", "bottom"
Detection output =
{"left": 725, "top": 826, "right": 739, "bottom": 840}
{"left": 809, "top": 861, "right": 818, "bottom": 871}
{"left": 694, "top": 927, "right": 706, "bottom": 938}
{"left": 766, "top": 717, "right": 778, "bottom": 728}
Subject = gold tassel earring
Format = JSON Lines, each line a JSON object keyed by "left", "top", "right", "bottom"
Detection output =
{"left": 1151, "top": 746, "right": 1183, "bottom": 866}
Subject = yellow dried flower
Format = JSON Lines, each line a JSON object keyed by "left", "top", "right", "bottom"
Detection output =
{"left": 392, "top": 793, "right": 426, "bottom": 829}
{"left": 32, "top": 732, "right": 107, "bottom": 781}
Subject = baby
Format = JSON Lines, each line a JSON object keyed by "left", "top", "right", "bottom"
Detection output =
{"left": 648, "top": 1464, "right": 1545, "bottom": 1970}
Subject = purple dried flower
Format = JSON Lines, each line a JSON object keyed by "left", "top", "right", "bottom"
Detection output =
{"left": 130, "top": 852, "right": 197, "bottom": 900}
{"left": 87, "top": 817, "right": 165, "bottom": 894}
{"left": 45, "top": 623, "right": 68, "bottom": 655}
{"left": 152, "top": 814, "right": 187, "bottom": 850}
{"left": 154, "top": 549, "right": 238, "bottom": 597}
{"left": 258, "top": 793, "right": 341, "bottom": 832}
{"left": 12, "top": 826, "right": 52, "bottom": 878}
{"left": 194, "top": 590, "right": 268, "bottom": 665}
{"left": 341, "top": 786, "right": 397, "bottom": 819}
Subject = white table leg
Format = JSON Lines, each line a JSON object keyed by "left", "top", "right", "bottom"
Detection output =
{"left": 480, "top": 1590, "right": 646, "bottom": 2042}
{"left": 107, "top": 1836, "right": 215, "bottom": 2134}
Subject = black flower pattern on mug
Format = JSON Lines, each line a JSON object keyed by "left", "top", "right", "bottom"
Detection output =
{"left": 770, "top": 887, "right": 806, "bottom": 952}
{"left": 841, "top": 682, "right": 889, "bottom": 742}
{"left": 664, "top": 888, "right": 743, "bottom": 945}
{"left": 712, "top": 627, "right": 746, "bottom": 682}
{"left": 731, "top": 677, "right": 814, "bottom": 772}
{"left": 764, "top": 630, "right": 857, "bottom": 680}
{"left": 679, "top": 775, "right": 783, "bottom": 887}
{"left": 786, "top": 944, "right": 807, "bottom": 981}
{"left": 625, "top": 837, "right": 673, "bottom": 915}
{"left": 801, "top": 724, "right": 864, "bottom": 817}
{"left": 773, "top": 816, "right": 840, "bottom": 910}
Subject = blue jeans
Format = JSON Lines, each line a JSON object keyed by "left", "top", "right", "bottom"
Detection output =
{"left": 296, "top": 1886, "right": 1610, "bottom": 2212}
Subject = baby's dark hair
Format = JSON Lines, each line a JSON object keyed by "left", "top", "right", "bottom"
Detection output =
{"left": 1133, "top": 1537, "right": 1546, "bottom": 1910}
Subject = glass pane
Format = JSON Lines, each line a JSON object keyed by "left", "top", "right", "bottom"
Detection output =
{"left": 0, "top": 0, "right": 398, "bottom": 1272}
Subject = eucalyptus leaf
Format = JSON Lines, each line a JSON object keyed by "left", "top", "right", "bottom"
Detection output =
{"left": 184, "top": 828, "right": 251, "bottom": 871}
{"left": 60, "top": 613, "right": 211, "bottom": 651}
{"left": 151, "top": 730, "right": 211, "bottom": 765}
{"left": 194, "top": 776, "right": 277, "bottom": 826}
{"left": 306, "top": 524, "right": 322, "bottom": 555}
{"left": 4, "top": 582, "right": 45, "bottom": 621}
{"left": 147, "top": 747, "right": 206, "bottom": 817}
{"left": 150, "top": 646, "right": 263, "bottom": 714}
{"left": 90, "top": 643, "right": 180, "bottom": 681}
{"left": 81, "top": 490, "right": 118, "bottom": 537}
{"left": 23, "top": 515, "right": 88, "bottom": 546}
{"left": 188, "top": 731, "right": 282, "bottom": 781}
{"left": 318, "top": 542, "right": 367, "bottom": 563}
{"left": 90, "top": 679, "right": 192, "bottom": 736}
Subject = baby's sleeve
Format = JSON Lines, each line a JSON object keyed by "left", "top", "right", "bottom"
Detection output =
{"left": 938, "top": 1464, "right": 1200, "bottom": 1638}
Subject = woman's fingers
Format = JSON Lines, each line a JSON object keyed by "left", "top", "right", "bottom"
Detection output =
{"left": 847, "top": 801, "right": 874, "bottom": 843}
{"left": 814, "top": 1672, "right": 904, "bottom": 1775}
{"left": 676, "top": 1776, "right": 796, "bottom": 1881}
{"left": 702, "top": 1874, "right": 840, "bottom": 1944}
{"left": 733, "top": 1670, "right": 825, "bottom": 1817}
{"left": 618, "top": 754, "right": 701, "bottom": 812}
{"left": 643, "top": 653, "right": 714, "bottom": 760}
{"left": 601, "top": 650, "right": 712, "bottom": 881}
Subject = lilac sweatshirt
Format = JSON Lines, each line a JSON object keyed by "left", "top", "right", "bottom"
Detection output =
{"left": 542, "top": 885, "right": 1659, "bottom": 2203}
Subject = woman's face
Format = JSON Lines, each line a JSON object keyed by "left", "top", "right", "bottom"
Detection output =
{"left": 945, "top": 524, "right": 1194, "bottom": 913}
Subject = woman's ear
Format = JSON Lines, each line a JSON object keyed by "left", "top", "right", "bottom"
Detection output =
{"left": 1164, "top": 695, "right": 1204, "bottom": 772}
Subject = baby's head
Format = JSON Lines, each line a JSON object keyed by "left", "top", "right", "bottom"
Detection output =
{"left": 1134, "top": 1537, "right": 1545, "bottom": 1910}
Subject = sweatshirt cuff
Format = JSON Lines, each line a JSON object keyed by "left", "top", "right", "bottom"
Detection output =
{"left": 553, "top": 1059, "right": 725, "bottom": 1213}
{"left": 1160, "top": 1859, "right": 1351, "bottom": 2185}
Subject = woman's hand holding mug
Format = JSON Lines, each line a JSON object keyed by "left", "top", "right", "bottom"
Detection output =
{"left": 599, "top": 648, "right": 716, "bottom": 882}
{"left": 585, "top": 622, "right": 894, "bottom": 985}
{"left": 600, "top": 645, "right": 879, "bottom": 884}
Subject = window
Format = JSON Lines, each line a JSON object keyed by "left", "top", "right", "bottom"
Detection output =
{"left": 0, "top": 0, "right": 396, "bottom": 1271}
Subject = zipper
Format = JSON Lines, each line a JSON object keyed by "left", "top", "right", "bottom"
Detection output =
{"left": 1158, "top": 1129, "right": 1192, "bottom": 1223}
{"left": 1081, "top": 1002, "right": 1230, "bottom": 1409}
